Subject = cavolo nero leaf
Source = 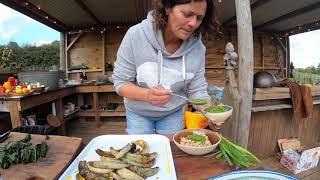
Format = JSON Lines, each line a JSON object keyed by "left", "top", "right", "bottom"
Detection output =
{"left": 0, "top": 134, "right": 49, "bottom": 169}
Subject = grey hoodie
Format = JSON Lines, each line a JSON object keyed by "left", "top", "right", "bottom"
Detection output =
{"left": 112, "top": 12, "right": 210, "bottom": 117}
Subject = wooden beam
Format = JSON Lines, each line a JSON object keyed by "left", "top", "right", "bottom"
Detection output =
{"left": 255, "top": 1, "right": 320, "bottom": 30}
{"left": 74, "top": 0, "right": 103, "bottom": 26}
{"left": 60, "top": 32, "right": 66, "bottom": 73}
{"left": 93, "top": 92, "right": 101, "bottom": 127}
{"left": 0, "top": 0, "right": 67, "bottom": 32}
{"left": 252, "top": 104, "right": 292, "bottom": 112}
{"left": 281, "top": 20, "right": 320, "bottom": 35}
{"left": 102, "top": 32, "right": 106, "bottom": 74}
{"left": 8, "top": 101, "right": 22, "bottom": 128}
{"left": 276, "top": 37, "right": 287, "bottom": 53}
{"left": 65, "top": 33, "right": 68, "bottom": 78}
{"left": 67, "top": 32, "right": 83, "bottom": 51}
{"left": 259, "top": 36, "right": 265, "bottom": 70}
{"left": 223, "top": 0, "right": 271, "bottom": 26}
{"left": 235, "top": 0, "right": 254, "bottom": 148}
{"left": 286, "top": 36, "right": 290, "bottom": 78}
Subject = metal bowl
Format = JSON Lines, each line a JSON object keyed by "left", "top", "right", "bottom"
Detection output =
{"left": 253, "top": 71, "right": 277, "bottom": 88}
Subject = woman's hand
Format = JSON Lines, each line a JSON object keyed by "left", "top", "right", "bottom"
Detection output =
{"left": 146, "top": 86, "right": 171, "bottom": 106}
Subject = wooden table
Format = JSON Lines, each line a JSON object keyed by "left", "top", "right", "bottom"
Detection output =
{"left": 0, "top": 85, "right": 121, "bottom": 134}
{"left": 0, "top": 86, "right": 75, "bottom": 130}
{"left": 167, "top": 136, "right": 235, "bottom": 180}
{"left": 0, "top": 132, "right": 82, "bottom": 180}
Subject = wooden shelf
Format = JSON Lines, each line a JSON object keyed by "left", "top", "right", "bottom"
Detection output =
{"left": 253, "top": 86, "right": 320, "bottom": 101}
{"left": 76, "top": 85, "right": 114, "bottom": 93}
{"left": 205, "top": 66, "right": 281, "bottom": 70}
{"left": 67, "top": 69, "right": 103, "bottom": 73}
{"left": 77, "top": 109, "right": 125, "bottom": 117}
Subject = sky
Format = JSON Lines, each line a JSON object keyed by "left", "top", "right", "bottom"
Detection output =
{"left": 289, "top": 30, "right": 320, "bottom": 68}
{"left": 0, "top": 3, "right": 319, "bottom": 68}
{"left": 0, "top": 3, "right": 59, "bottom": 46}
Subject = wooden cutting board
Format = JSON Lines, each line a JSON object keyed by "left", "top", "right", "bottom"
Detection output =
{"left": 0, "top": 132, "right": 82, "bottom": 180}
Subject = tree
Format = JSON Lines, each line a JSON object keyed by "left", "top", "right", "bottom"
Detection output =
{"left": 0, "top": 47, "right": 13, "bottom": 69}
{"left": 0, "top": 41, "right": 60, "bottom": 70}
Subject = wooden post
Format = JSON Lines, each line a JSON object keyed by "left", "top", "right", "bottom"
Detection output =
{"left": 8, "top": 101, "right": 22, "bottom": 128}
{"left": 59, "top": 32, "right": 66, "bottom": 72}
{"left": 102, "top": 32, "right": 106, "bottom": 75}
{"left": 235, "top": 0, "right": 254, "bottom": 148}
{"left": 65, "top": 33, "right": 68, "bottom": 79}
{"left": 93, "top": 92, "right": 101, "bottom": 127}
{"left": 286, "top": 36, "right": 290, "bottom": 78}
{"left": 56, "top": 98, "right": 66, "bottom": 135}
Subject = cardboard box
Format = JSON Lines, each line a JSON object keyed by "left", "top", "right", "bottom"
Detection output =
{"left": 280, "top": 147, "right": 320, "bottom": 174}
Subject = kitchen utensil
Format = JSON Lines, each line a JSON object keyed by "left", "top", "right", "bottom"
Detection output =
{"left": 0, "top": 131, "right": 10, "bottom": 143}
{"left": 253, "top": 71, "right": 277, "bottom": 88}
{"left": 171, "top": 93, "right": 208, "bottom": 105}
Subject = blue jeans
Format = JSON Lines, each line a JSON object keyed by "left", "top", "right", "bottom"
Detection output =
{"left": 126, "top": 108, "right": 185, "bottom": 135}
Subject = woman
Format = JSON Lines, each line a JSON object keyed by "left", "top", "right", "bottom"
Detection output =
{"left": 112, "top": 0, "right": 216, "bottom": 134}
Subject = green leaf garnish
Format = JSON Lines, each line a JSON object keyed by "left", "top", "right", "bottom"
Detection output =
{"left": 186, "top": 134, "right": 206, "bottom": 144}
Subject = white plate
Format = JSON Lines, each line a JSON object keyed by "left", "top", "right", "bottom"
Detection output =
{"left": 59, "top": 134, "right": 177, "bottom": 180}
{"left": 209, "top": 170, "right": 298, "bottom": 180}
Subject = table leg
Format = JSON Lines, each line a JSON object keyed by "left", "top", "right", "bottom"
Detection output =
{"left": 8, "top": 101, "right": 22, "bottom": 128}
{"left": 56, "top": 98, "right": 66, "bottom": 135}
{"left": 93, "top": 92, "right": 101, "bottom": 127}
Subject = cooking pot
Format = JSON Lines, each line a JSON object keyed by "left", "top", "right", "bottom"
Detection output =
{"left": 253, "top": 71, "right": 276, "bottom": 88}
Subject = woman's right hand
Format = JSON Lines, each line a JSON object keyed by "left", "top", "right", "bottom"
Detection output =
{"left": 146, "top": 86, "right": 171, "bottom": 106}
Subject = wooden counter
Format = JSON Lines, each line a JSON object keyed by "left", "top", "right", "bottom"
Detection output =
{"left": 248, "top": 86, "right": 320, "bottom": 159}
{"left": 0, "top": 132, "right": 82, "bottom": 180}
{"left": 0, "top": 85, "right": 124, "bottom": 133}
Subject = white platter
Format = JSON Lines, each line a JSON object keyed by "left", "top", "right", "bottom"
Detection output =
{"left": 59, "top": 134, "right": 177, "bottom": 180}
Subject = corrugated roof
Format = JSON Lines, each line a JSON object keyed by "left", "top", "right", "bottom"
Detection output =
{"left": 0, "top": 0, "right": 319, "bottom": 35}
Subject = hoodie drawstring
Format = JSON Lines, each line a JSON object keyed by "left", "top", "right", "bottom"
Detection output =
{"left": 157, "top": 50, "right": 163, "bottom": 85}
{"left": 157, "top": 50, "right": 186, "bottom": 86}
{"left": 182, "top": 55, "right": 186, "bottom": 83}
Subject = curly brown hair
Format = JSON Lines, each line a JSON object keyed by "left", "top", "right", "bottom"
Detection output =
{"left": 152, "top": 0, "right": 221, "bottom": 37}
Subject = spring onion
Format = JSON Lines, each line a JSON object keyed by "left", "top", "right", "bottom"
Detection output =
{"left": 206, "top": 135, "right": 261, "bottom": 168}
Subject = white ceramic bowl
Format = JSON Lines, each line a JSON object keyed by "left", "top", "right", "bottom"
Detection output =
{"left": 173, "top": 129, "right": 221, "bottom": 155}
{"left": 203, "top": 105, "right": 233, "bottom": 126}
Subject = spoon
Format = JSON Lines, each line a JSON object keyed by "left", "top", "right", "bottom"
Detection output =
{"left": 171, "top": 93, "right": 208, "bottom": 105}
{"left": 171, "top": 93, "right": 215, "bottom": 125}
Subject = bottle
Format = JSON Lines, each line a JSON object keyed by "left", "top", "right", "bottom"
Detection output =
{"left": 83, "top": 71, "right": 87, "bottom": 81}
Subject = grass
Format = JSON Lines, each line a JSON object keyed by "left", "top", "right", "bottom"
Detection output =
{"left": 293, "top": 71, "right": 320, "bottom": 85}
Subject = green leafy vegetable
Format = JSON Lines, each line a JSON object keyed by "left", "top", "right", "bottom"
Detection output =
{"left": 0, "top": 134, "right": 48, "bottom": 169}
{"left": 186, "top": 134, "right": 206, "bottom": 144}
